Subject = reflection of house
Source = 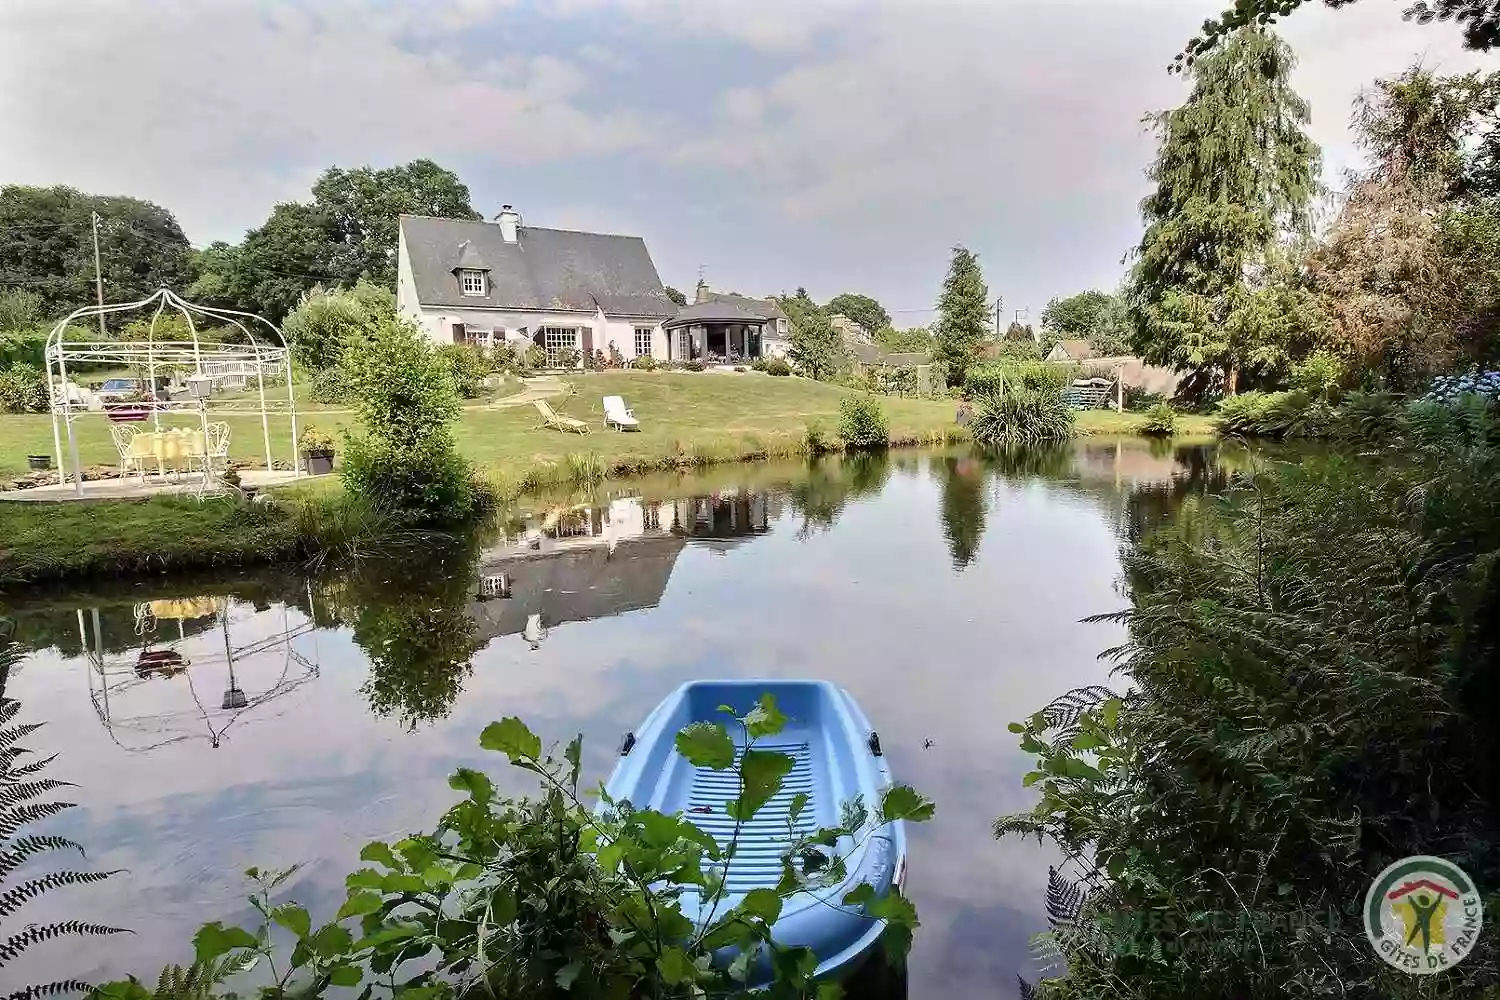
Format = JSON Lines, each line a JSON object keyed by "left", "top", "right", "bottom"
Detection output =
{"left": 469, "top": 492, "right": 779, "bottom": 642}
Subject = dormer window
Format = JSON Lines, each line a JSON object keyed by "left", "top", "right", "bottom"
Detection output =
{"left": 460, "top": 269, "right": 486, "bottom": 296}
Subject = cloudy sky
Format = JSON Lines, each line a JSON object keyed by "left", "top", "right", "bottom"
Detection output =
{"left": 1, "top": 0, "right": 1491, "bottom": 324}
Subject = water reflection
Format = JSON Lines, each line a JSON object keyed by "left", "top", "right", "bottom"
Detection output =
{"left": 3, "top": 438, "right": 1252, "bottom": 994}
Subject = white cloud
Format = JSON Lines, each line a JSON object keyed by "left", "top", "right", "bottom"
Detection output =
{"left": 0, "top": 0, "right": 657, "bottom": 243}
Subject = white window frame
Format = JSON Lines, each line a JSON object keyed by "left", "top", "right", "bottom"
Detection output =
{"left": 465, "top": 328, "right": 495, "bottom": 348}
{"left": 634, "top": 327, "right": 654, "bottom": 357}
{"left": 460, "top": 269, "right": 486, "bottom": 296}
{"left": 541, "top": 327, "right": 578, "bottom": 366}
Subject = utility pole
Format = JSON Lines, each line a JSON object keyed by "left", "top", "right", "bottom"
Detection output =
{"left": 994, "top": 299, "right": 1002, "bottom": 339}
{"left": 90, "top": 211, "right": 106, "bottom": 335}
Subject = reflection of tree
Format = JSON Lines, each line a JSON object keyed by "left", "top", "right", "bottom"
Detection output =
{"left": 335, "top": 540, "right": 484, "bottom": 730}
{"left": 984, "top": 442, "right": 1075, "bottom": 480}
{"left": 786, "top": 452, "right": 891, "bottom": 539}
{"left": 937, "top": 455, "right": 989, "bottom": 569}
{"left": 1123, "top": 444, "right": 1232, "bottom": 545}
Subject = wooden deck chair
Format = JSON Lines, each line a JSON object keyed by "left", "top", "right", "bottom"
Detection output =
{"left": 534, "top": 399, "right": 591, "bottom": 434}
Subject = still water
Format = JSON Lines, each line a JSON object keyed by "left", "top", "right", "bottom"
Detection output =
{"left": 4, "top": 439, "right": 1239, "bottom": 994}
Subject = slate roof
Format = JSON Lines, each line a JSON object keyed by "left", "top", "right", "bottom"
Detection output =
{"left": 400, "top": 214, "right": 677, "bottom": 318}
{"left": 1050, "top": 339, "right": 1095, "bottom": 361}
{"left": 697, "top": 290, "right": 789, "bottom": 322}
{"left": 663, "top": 300, "right": 772, "bottom": 329}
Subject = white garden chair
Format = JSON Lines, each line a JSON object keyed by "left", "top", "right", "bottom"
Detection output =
{"left": 602, "top": 395, "right": 639, "bottom": 431}
{"left": 202, "top": 422, "right": 231, "bottom": 472}
{"left": 111, "top": 424, "right": 147, "bottom": 480}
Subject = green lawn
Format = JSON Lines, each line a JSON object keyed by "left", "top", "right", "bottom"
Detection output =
{"left": 0, "top": 371, "right": 1213, "bottom": 483}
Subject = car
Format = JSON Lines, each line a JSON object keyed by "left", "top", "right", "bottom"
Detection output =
{"left": 96, "top": 378, "right": 146, "bottom": 402}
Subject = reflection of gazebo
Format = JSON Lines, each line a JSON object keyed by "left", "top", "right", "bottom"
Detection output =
{"left": 662, "top": 302, "right": 768, "bottom": 362}
{"left": 44, "top": 288, "right": 301, "bottom": 497}
{"left": 77, "top": 588, "right": 320, "bottom": 752}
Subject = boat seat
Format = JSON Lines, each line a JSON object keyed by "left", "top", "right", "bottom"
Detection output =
{"left": 686, "top": 740, "right": 818, "bottom": 892}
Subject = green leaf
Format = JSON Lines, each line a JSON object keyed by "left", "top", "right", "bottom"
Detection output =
{"left": 337, "top": 891, "right": 384, "bottom": 921}
{"left": 381, "top": 872, "right": 429, "bottom": 895}
{"left": 479, "top": 717, "right": 542, "bottom": 761}
{"left": 359, "top": 841, "right": 403, "bottom": 872}
{"left": 1101, "top": 697, "right": 1121, "bottom": 728}
{"left": 879, "top": 785, "right": 936, "bottom": 823}
{"left": 678, "top": 820, "right": 722, "bottom": 860}
{"left": 565, "top": 734, "right": 583, "bottom": 784}
{"left": 556, "top": 960, "right": 582, "bottom": 989}
{"left": 271, "top": 903, "right": 312, "bottom": 939}
{"left": 448, "top": 767, "right": 493, "bottom": 804}
{"left": 656, "top": 946, "right": 695, "bottom": 985}
{"left": 488, "top": 886, "right": 518, "bottom": 926}
{"left": 739, "top": 887, "right": 783, "bottom": 925}
{"left": 1071, "top": 731, "right": 1106, "bottom": 751}
{"left": 607, "top": 928, "right": 635, "bottom": 946}
{"left": 596, "top": 842, "right": 623, "bottom": 874}
{"left": 789, "top": 791, "right": 810, "bottom": 826}
{"left": 675, "top": 721, "right": 735, "bottom": 769}
{"left": 328, "top": 966, "right": 363, "bottom": 987}
{"left": 818, "top": 982, "right": 845, "bottom": 1000}
{"left": 639, "top": 810, "right": 682, "bottom": 847}
{"left": 727, "top": 950, "right": 753, "bottom": 983}
{"left": 842, "top": 883, "right": 876, "bottom": 908}
{"left": 743, "top": 693, "right": 788, "bottom": 738}
{"left": 346, "top": 868, "right": 385, "bottom": 891}
{"left": 728, "top": 749, "right": 794, "bottom": 820}
{"left": 193, "top": 921, "right": 259, "bottom": 963}
{"left": 1006, "top": 721, "right": 1026, "bottom": 734}
{"left": 306, "top": 924, "right": 353, "bottom": 959}
{"left": 1021, "top": 771, "right": 1044, "bottom": 787}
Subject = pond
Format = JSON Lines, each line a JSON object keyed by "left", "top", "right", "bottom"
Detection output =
{"left": 3, "top": 438, "right": 1248, "bottom": 994}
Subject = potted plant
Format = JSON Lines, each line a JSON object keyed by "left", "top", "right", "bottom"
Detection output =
{"left": 26, "top": 454, "right": 51, "bottom": 471}
{"left": 299, "top": 425, "right": 336, "bottom": 475}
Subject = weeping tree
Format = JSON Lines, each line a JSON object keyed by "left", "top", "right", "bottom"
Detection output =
{"left": 1128, "top": 28, "right": 1323, "bottom": 394}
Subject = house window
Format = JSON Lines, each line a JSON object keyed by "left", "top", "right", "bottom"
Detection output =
{"left": 460, "top": 269, "right": 486, "bottom": 296}
{"left": 480, "top": 574, "right": 511, "bottom": 599}
{"left": 676, "top": 329, "right": 692, "bottom": 359}
{"left": 541, "top": 327, "right": 578, "bottom": 366}
{"left": 634, "top": 327, "right": 653, "bottom": 357}
{"left": 778, "top": 318, "right": 788, "bottom": 336}
{"left": 465, "top": 328, "right": 494, "bottom": 348}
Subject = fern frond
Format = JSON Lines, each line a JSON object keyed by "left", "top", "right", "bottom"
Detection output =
{"left": 0, "top": 780, "right": 73, "bottom": 809}
{"left": 0, "top": 722, "right": 43, "bottom": 752}
{"left": 149, "top": 953, "right": 256, "bottom": 1000}
{"left": 1017, "top": 975, "right": 1038, "bottom": 1000}
{"left": 3, "top": 980, "right": 96, "bottom": 1000}
{"left": 1044, "top": 865, "right": 1086, "bottom": 928}
{"left": 0, "top": 836, "right": 86, "bottom": 883}
{"left": 993, "top": 812, "right": 1049, "bottom": 843}
{"left": 1039, "top": 685, "right": 1118, "bottom": 741}
{"left": 0, "top": 921, "right": 131, "bottom": 967}
{"left": 0, "top": 800, "right": 75, "bottom": 840}
{"left": 0, "top": 870, "right": 120, "bottom": 921}
{"left": 0, "top": 756, "right": 56, "bottom": 784}
{"left": 0, "top": 701, "right": 19, "bottom": 730}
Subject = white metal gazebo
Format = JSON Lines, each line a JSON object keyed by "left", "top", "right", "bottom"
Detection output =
{"left": 44, "top": 288, "right": 301, "bottom": 496}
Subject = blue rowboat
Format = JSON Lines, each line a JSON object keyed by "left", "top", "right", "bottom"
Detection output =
{"left": 603, "top": 679, "right": 908, "bottom": 985}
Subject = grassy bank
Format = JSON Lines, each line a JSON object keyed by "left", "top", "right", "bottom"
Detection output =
{"left": 0, "top": 495, "right": 305, "bottom": 586}
{"left": 0, "top": 371, "right": 1212, "bottom": 482}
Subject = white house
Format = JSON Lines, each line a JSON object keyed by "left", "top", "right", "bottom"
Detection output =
{"left": 396, "top": 205, "right": 679, "bottom": 364}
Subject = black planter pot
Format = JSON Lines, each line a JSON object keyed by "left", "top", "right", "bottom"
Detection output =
{"left": 302, "top": 450, "right": 335, "bottom": 475}
{"left": 26, "top": 455, "right": 52, "bottom": 471}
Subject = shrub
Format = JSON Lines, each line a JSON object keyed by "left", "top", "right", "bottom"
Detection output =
{"left": 1332, "top": 389, "right": 1404, "bottom": 443}
{"left": 684, "top": 359, "right": 706, "bottom": 372}
{"left": 965, "top": 363, "right": 1007, "bottom": 398}
{"left": 1215, "top": 390, "right": 1333, "bottom": 439}
{"left": 0, "top": 327, "right": 47, "bottom": 369}
{"left": 0, "top": 361, "right": 47, "bottom": 413}
{"left": 282, "top": 281, "right": 391, "bottom": 372}
{"left": 1289, "top": 349, "right": 1345, "bottom": 401}
{"left": 1138, "top": 402, "right": 1176, "bottom": 437}
{"left": 751, "top": 356, "right": 770, "bottom": 372}
{"left": 838, "top": 394, "right": 889, "bottom": 449}
{"left": 965, "top": 359, "right": 1070, "bottom": 398}
{"left": 629, "top": 354, "right": 657, "bottom": 371}
{"left": 341, "top": 316, "right": 476, "bottom": 525}
{"left": 1423, "top": 368, "right": 1500, "bottom": 406}
{"left": 1124, "top": 387, "right": 1167, "bottom": 411}
{"left": 435, "top": 342, "right": 490, "bottom": 398}
{"left": 489, "top": 341, "right": 518, "bottom": 373}
{"left": 764, "top": 356, "right": 792, "bottom": 376}
{"left": 309, "top": 365, "right": 353, "bottom": 404}
{"left": 969, "top": 387, "right": 1075, "bottom": 446}
{"left": 521, "top": 344, "right": 546, "bottom": 371}
{"left": 805, "top": 419, "right": 836, "bottom": 455}
{"left": 555, "top": 346, "right": 581, "bottom": 369}
{"left": 1404, "top": 393, "right": 1500, "bottom": 451}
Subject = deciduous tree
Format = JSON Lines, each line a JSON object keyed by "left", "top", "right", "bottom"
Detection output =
{"left": 825, "top": 292, "right": 891, "bottom": 335}
{"left": 787, "top": 309, "right": 848, "bottom": 381}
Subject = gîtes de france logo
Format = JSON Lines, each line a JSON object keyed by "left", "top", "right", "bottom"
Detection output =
{"left": 1364, "top": 855, "right": 1483, "bottom": 974}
